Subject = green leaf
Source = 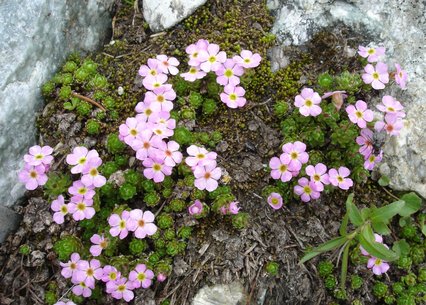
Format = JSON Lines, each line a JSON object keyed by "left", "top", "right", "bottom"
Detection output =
{"left": 340, "top": 242, "right": 351, "bottom": 290}
{"left": 370, "top": 200, "right": 404, "bottom": 224}
{"left": 392, "top": 239, "right": 410, "bottom": 256}
{"left": 399, "top": 192, "right": 423, "bottom": 217}
{"left": 422, "top": 224, "right": 426, "bottom": 237}
{"left": 361, "top": 207, "right": 371, "bottom": 220}
{"left": 372, "top": 221, "right": 391, "bottom": 235}
{"left": 339, "top": 213, "right": 349, "bottom": 236}
{"left": 63, "top": 101, "right": 74, "bottom": 110}
{"left": 399, "top": 216, "right": 410, "bottom": 227}
{"left": 359, "top": 226, "right": 399, "bottom": 261}
{"left": 299, "top": 236, "right": 347, "bottom": 264}
{"left": 378, "top": 175, "right": 390, "bottom": 186}
{"left": 346, "top": 193, "right": 363, "bottom": 227}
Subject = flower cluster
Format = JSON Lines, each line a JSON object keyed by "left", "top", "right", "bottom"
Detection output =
{"left": 19, "top": 145, "right": 53, "bottom": 190}
{"left": 359, "top": 234, "right": 390, "bottom": 275}
{"left": 182, "top": 39, "right": 261, "bottom": 108}
{"left": 108, "top": 209, "right": 157, "bottom": 240}
{"left": 60, "top": 253, "right": 154, "bottom": 301}
{"left": 185, "top": 145, "right": 221, "bottom": 192}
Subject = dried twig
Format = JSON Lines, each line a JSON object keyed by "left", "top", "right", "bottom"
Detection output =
{"left": 71, "top": 92, "right": 106, "bottom": 111}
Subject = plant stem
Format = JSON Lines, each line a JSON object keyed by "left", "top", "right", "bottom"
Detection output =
{"left": 71, "top": 92, "right": 106, "bottom": 111}
{"left": 340, "top": 242, "right": 350, "bottom": 290}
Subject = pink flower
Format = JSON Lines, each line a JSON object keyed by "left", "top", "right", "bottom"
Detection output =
{"left": 18, "top": 164, "right": 48, "bottom": 190}
{"left": 144, "top": 86, "right": 176, "bottom": 112}
{"left": 129, "top": 209, "right": 158, "bottom": 239}
{"left": 194, "top": 162, "right": 222, "bottom": 192}
{"left": 281, "top": 141, "right": 309, "bottom": 171}
{"left": 81, "top": 158, "right": 106, "bottom": 188}
{"left": 186, "top": 39, "right": 209, "bottom": 66}
{"left": 143, "top": 157, "right": 172, "bottom": 183}
{"left": 51, "top": 195, "right": 69, "bottom": 224}
{"left": 129, "top": 264, "right": 154, "bottom": 288}
{"left": 357, "top": 46, "right": 385, "bottom": 62}
{"left": 364, "top": 152, "right": 383, "bottom": 170}
{"left": 60, "top": 253, "right": 81, "bottom": 281}
{"left": 305, "top": 163, "right": 329, "bottom": 191}
{"left": 68, "top": 197, "right": 95, "bottom": 221}
{"left": 142, "top": 74, "right": 168, "bottom": 91}
{"left": 54, "top": 301, "right": 76, "bottom": 305}
{"left": 233, "top": 50, "right": 261, "bottom": 68}
{"left": 68, "top": 180, "right": 95, "bottom": 199}
{"left": 394, "top": 63, "right": 408, "bottom": 89}
{"left": 107, "top": 277, "right": 134, "bottom": 302}
{"left": 294, "top": 88, "right": 322, "bottom": 117}
{"left": 24, "top": 145, "right": 53, "bottom": 166}
{"left": 346, "top": 100, "right": 374, "bottom": 128}
{"left": 199, "top": 43, "right": 227, "bottom": 72}
{"left": 66, "top": 147, "right": 99, "bottom": 174}
{"left": 135, "top": 100, "right": 156, "bottom": 121}
{"left": 220, "top": 85, "right": 246, "bottom": 108}
{"left": 156, "top": 140, "right": 182, "bottom": 166}
{"left": 228, "top": 201, "right": 240, "bottom": 214}
{"left": 119, "top": 117, "right": 146, "bottom": 147}
{"left": 138, "top": 58, "right": 161, "bottom": 77}
{"left": 90, "top": 234, "right": 109, "bottom": 256}
{"left": 134, "top": 130, "right": 162, "bottom": 160}
{"left": 374, "top": 115, "right": 403, "bottom": 136}
{"left": 367, "top": 257, "right": 390, "bottom": 275}
{"left": 156, "top": 55, "right": 179, "bottom": 75}
{"left": 356, "top": 128, "right": 374, "bottom": 158}
{"left": 219, "top": 205, "right": 228, "bottom": 215}
{"left": 72, "top": 281, "right": 93, "bottom": 298}
{"left": 267, "top": 192, "right": 283, "bottom": 210}
{"left": 294, "top": 178, "right": 321, "bottom": 202}
{"left": 321, "top": 91, "right": 347, "bottom": 111}
{"left": 215, "top": 58, "right": 244, "bottom": 86}
{"left": 328, "top": 167, "right": 353, "bottom": 190}
{"left": 148, "top": 111, "right": 176, "bottom": 138}
{"left": 180, "top": 66, "right": 206, "bottom": 82}
{"left": 362, "top": 62, "right": 389, "bottom": 90}
{"left": 185, "top": 145, "right": 217, "bottom": 167}
{"left": 109, "top": 211, "right": 134, "bottom": 239}
{"left": 157, "top": 273, "right": 167, "bottom": 282}
{"left": 102, "top": 265, "right": 121, "bottom": 283}
{"left": 76, "top": 259, "right": 103, "bottom": 287}
{"left": 188, "top": 200, "right": 203, "bottom": 215}
{"left": 269, "top": 154, "right": 292, "bottom": 182}
{"left": 376, "top": 95, "right": 405, "bottom": 119}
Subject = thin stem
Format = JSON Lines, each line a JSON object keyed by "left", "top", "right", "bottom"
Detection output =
{"left": 340, "top": 242, "right": 350, "bottom": 290}
{"left": 381, "top": 186, "right": 400, "bottom": 201}
{"left": 71, "top": 92, "right": 106, "bottom": 111}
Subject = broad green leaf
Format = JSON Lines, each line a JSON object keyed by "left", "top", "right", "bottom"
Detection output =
{"left": 370, "top": 200, "right": 404, "bottom": 224}
{"left": 372, "top": 221, "right": 391, "bottom": 235}
{"left": 339, "top": 213, "right": 349, "bottom": 236}
{"left": 399, "top": 192, "right": 423, "bottom": 217}
{"left": 345, "top": 194, "right": 363, "bottom": 227}
{"left": 359, "top": 226, "right": 399, "bottom": 261}
{"left": 299, "top": 236, "right": 347, "bottom": 264}
{"left": 340, "top": 242, "right": 351, "bottom": 290}
{"left": 378, "top": 175, "right": 390, "bottom": 186}
{"left": 422, "top": 224, "right": 426, "bottom": 237}
{"left": 361, "top": 207, "right": 371, "bottom": 220}
{"left": 392, "top": 239, "right": 410, "bottom": 256}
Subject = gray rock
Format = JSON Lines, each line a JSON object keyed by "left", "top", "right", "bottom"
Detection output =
{"left": 142, "top": 0, "right": 207, "bottom": 32}
{"left": 192, "top": 282, "right": 245, "bottom": 305}
{"left": 0, "top": 206, "right": 21, "bottom": 242}
{"left": 0, "top": 0, "right": 114, "bottom": 208}
{"left": 268, "top": 0, "right": 426, "bottom": 197}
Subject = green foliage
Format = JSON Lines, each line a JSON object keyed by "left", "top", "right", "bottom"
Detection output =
{"left": 265, "top": 261, "right": 279, "bottom": 276}
{"left": 53, "top": 235, "right": 82, "bottom": 261}
{"left": 318, "top": 261, "right": 334, "bottom": 278}
{"left": 76, "top": 101, "right": 92, "bottom": 117}
{"left": 334, "top": 288, "right": 347, "bottom": 300}
{"left": 419, "top": 268, "right": 426, "bottom": 283}
{"left": 85, "top": 119, "right": 101, "bottom": 135}
{"left": 144, "top": 192, "right": 160, "bottom": 207}
{"left": 180, "top": 107, "right": 196, "bottom": 120}
{"left": 373, "top": 281, "right": 389, "bottom": 298}
{"left": 173, "top": 126, "right": 193, "bottom": 145}
{"left": 396, "top": 255, "right": 412, "bottom": 270}
{"left": 157, "top": 214, "right": 174, "bottom": 229}
{"left": 166, "top": 240, "right": 180, "bottom": 256}
{"left": 63, "top": 61, "right": 78, "bottom": 73}
{"left": 393, "top": 282, "right": 405, "bottom": 295}
{"left": 129, "top": 239, "right": 148, "bottom": 255}
{"left": 19, "top": 244, "right": 30, "bottom": 255}
{"left": 177, "top": 226, "right": 192, "bottom": 239}
{"left": 169, "top": 199, "right": 186, "bottom": 212}
{"left": 273, "top": 100, "right": 289, "bottom": 117}
{"left": 45, "top": 290, "right": 57, "bottom": 305}
{"left": 44, "top": 173, "right": 72, "bottom": 198}
{"left": 202, "top": 98, "right": 217, "bottom": 116}
{"left": 231, "top": 212, "right": 249, "bottom": 230}
{"left": 106, "top": 133, "right": 126, "bottom": 154}
{"left": 318, "top": 72, "right": 334, "bottom": 90}
{"left": 350, "top": 275, "right": 363, "bottom": 290}
{"left": 325, "top": 275, "right": 337, "bottom": 290}
{"left": 119, "top": 183, "right": 137, "bottom": 200}
{"left": 100, "top": 161, "right": 119, "bottom": 178}
{"left": 59, "top": 85, "right": 72, "bottom": 100}
{"left": 42, "top": 81, "right": 56, "bottom": 97}
{"left": 164, "top": 228, "right": 175, "bottom": 241}
{"left": 188, "top": 91, "right": 203, "bottom": 108}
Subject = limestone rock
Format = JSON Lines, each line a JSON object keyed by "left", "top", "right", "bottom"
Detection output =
{"left": 142, "top": 0, "right": 207, "bottom": 32}
{"left": 192, "top": 282, "right": 245, "bottom": 305}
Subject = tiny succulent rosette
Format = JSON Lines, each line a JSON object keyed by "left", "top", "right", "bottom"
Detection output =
{"left": 267, "top": 193, "right": 283, "bottom": 210}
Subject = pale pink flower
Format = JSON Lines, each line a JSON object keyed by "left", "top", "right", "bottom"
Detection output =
{"left": 362, "top": 62, "right": 389, "bottom": 90}
{"left": 143, "top": 157, "right": 172, "bottom": 183}
{"left": 267, "top": 192, "right": 283, "bottom": 210}
{"left": 180, "top": 66, "right": 206, "bottom": 82}
{"left": 294, "top": 178, "right": 321, "bottom": 202}
{"left": 157, "top": 273, "right": 167, "bottom": 282}
{"left": 51, "top": 195, "right": 69, "bottom": 224}
{"left": 54, "top": 301, "right": 76, "bottom": 305}
{"left": 220, "top": 85, "right": 246, "bottom": 108}
{"left": 19, "top": 164, "right": 48, "bottom": 190}
{"left": 294, "top": 88, "right": 322, "bottom": 116}
{"left": 156, "top": 55, "right": 179, "bottom": 75}
{"left": 228, "top": 201, "right": 240, "bottom": 214}
{"left": 76, "top": 259, "right": 103, "bottom": 287}
{"left": 358, "top": 46, "right": 385, "bottom": 62}
{"left": 142, "top": 74, "right": 168, "bottom": 91}
{"left": 374, "top": 115, "right": 404, "bottom": 136}
{"left": 305, "top": 163, "right": 329, "bottom": 191}
{"left": 119, "top": 117, "right": 146, "bottom": 147}
{"left": 364, "top": 152, "right": 383, "bottom": 170}
{"left": 107, "top": 277, "right": 134, "bottom": 302}
{"left": 376, "top": 95, "right": 405, "bottom": 119}
{"left": 394, "top": 63, "right": 408, "bottom": 89}
{"left": 233, "top": 50, "right": 261, "bottom": 68}
{"left": 156, "top": 140, "right": 182, "bottom": 166}
{"left": 102, "top": 265, "right": 121, "bottom": 283}
{"left": 90, "top": 234, "right": 109, "bottom": 256}
{"left": 186, "top": 145, "right": 217, "bottom": 167}
{"left": 269, "top": 154, "right": 292, "bottom": 182}
{"left": 109, "top": 211, "right": 135, "bottom": 239}
{"left": 72, "top": 281, "right": 93, "bottom": 298}
{"left": 199, "top": 43, "right": 227, "bottom": 72}
{"left": 68, "top": 197, "right": 95, "bottom": 221}
{"left": 66, "top": 147, "right": 99, "bottom": 174}
{"left": 147, "top": 111, "right": 176, "bottom": 138}
{"left": 60, "top": 253, "right": 81, "bottom": 281}
{"left": 346, "top": 100, "right": 374, "bottom": 128}
{"left": 356, "top": 128, "right": 374, "bottom": 158}
{"left": 215, "top": 58, "right": 244, "bottom": 86}
{"left": 138, "top": 58, "right": 161, "bottom": 77}
{"left": 129, "top": 264, "right": 154, "bottom": 288}
{"left": 144, "top": 86, "right": 176, "bottom": 112}
{"left": 188, "top": 200, "right": 203, "bottom": 215}
{"left": 367, "top": 257, "right": 390, "bottom": 275}
{"left": 219, "top": 205, "right": 228, "bottom": 215}
{"left": 194, "top": 162, "right": 222, "bottom": 192}
{"left": 281, "top": 141, "right": 309, "bottom": 172}
{"left": 328, "top": 167, "right": 353, "bottom": 190}
{"left": 134, "top": 130, "right": 162, "bottom": 160}
{"left": 321, "top": 91, "right": 347, "bottom": 111}
{"left": 81, "top": 158, "right": 106, "bottom": 188}
{"left": 135, "top": 100, "right": 156, "bottom": 121}
{"left": 129, "top": 209, "right": 158, "bottom": 239}
{"left": 186, "top": 39, "right": 209, "bottom": 66}
{"left": 68, "top": 180, "right": 95, "bottom": 199}
{"left": 24, "top": 145, "right": 53, "bottom": 166}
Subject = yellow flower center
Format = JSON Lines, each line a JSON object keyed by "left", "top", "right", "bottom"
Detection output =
{"left": 119, "top": 220, "right": 126, "bottom": 229}
{"left": 355, "top": 111, "right": 363, "bottom": 118}
{"left": 100, "top": 240, "right": 108, "bottom": 248}
{"left": 138, "top": 219, "right": 145, "bottom": 227}
{"left": 305, "top": 99, "right": 313, "bottom": 107}
{"left": 193, "top": 52, "right": 198, "bottom": 58}
{"left": 291, "top": 152, "right": 298, "bottom": 160}
{"left": 271, "top": 198, "right": 279, "bottom": 205}
{"left": 303, "top": 186, "right": 312, "bottom": 194}
{"left": 70, "top": 262, "right": 77, "bottom": 270}
{"left": 78, "top": 157, "right": 86, "bottom": 165}
{"left": 229, "top": 93, "right": 237, "bottom": 101}
{"left": 153, "top": 82, "right": 160, "bottom": 88}
{"left": 157, "top": 95, "right": 165, "bottom": 102}
{"left": 189, "top": 67, "right": 197, "bottom": 74}
{"left": 208, "top": 56, "right": 216, "bottom": 63}
{"left": 90, "top": 168, "right": 98, "bottom": 177}
{"left": 372, "top": 72, "right": 379, "bottom": 80}
{"left": 61, "top": 206, "right": 68, "bottom": 213}
{"left": 153, "top": 164, "right": 161, "bottom": 171}
{"left": 375, "top": 259, "right": 382, "bottom": 265}
{"left": 387, "top": 107, "right": 395, "bottom": 112}
{"left": 117, "top": 284, "right": 126, "bottom": 292}
{"left": 204, "top": 172, "right": 211, "bottom": 179}
{"left": 145, "top": 109, "right": 152, "bottom": 116}
{"left": 110, "top": 272, "right": 117, "bottom": 280}
{"left": 87, "top": 268, "right": 94, "bottom": 276}
{"left": 337, "top": 176, "right": 344, "bottom": 183}
{"left": 130, "top": 129, "right": 137, "bottom": 136}
{"left": 313, "top": 174, "right": 320, "bottom": 181}
{"left": 197, "top": 153, "right": 205, "bottom": 159}
{"left": 77, "top": 202, "right": 85, "bottom": 211}
{"left": 279, "top": 164, "right": 287, "bottom": 172}
{"left": 244, "top": 58, "right": 250, "bottom": 63}
{"left": 137, "top": 273, "right": 146, "bottom": 281}
{"left": 368, "top": 48, "right": 375, "bottom": 55}
{"left": 149, "top": 69, "right": 157, "bottom": 76}
{"left": 30, "top": 171, "right": 37, "bottom": 178}
{"left": 224, "top": 69, "right": 233, "bottom": 77}
{"left": 78, "top": 187, "right": 87, "bottom": 194}
{"left": 35, "top": 154, "right": 43, "bottom": 160}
